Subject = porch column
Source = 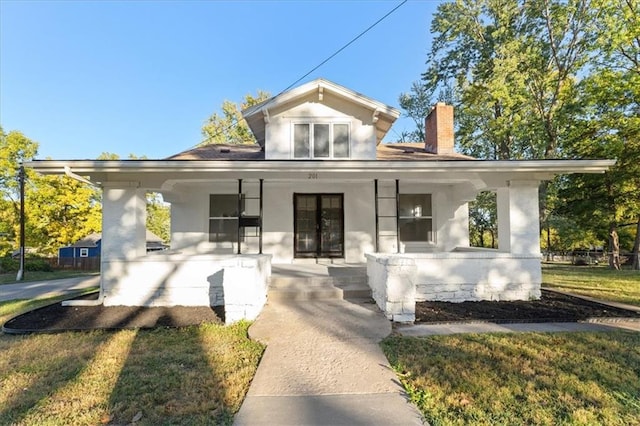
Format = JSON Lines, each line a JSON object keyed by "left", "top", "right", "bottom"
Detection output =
{"left": 101, "top": 182, "right": 147, "bottom": 260}
{"left": 497, "top": 180, "right": 540, "bottom": 255}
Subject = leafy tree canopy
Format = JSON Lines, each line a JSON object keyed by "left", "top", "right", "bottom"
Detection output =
{"left": 201, "top": 91, "right": 270, "bottom": 145}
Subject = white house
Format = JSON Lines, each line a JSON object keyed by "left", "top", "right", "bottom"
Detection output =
{"left": 26, "top": 78, "right": 614, "bottom": 323}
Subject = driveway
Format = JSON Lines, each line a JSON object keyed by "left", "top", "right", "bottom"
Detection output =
{"left": 0, "top": 275, "right": 100, "bottom": 302}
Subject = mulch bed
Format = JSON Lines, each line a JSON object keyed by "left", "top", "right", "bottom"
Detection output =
{"left": 416, "top": 289, "right": 640, "bottom": 323}
{"left": 3, "top": 292, "right": 224, "bottom": 334}
{"left": 4, "top": 289, "right": 639, "bottom": 334}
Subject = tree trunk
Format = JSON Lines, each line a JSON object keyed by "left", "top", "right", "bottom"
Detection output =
{"left": 632, "top": 217, "right": 640, "bottom": 271}
{"left": 608, "top": 222, "right": 621, "bottom": 270}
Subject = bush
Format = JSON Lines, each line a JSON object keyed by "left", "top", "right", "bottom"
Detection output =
{"left": 0, "top": 257, "right": 19, "bottom": 273}
{"left": 26, "top": 259, "right": 53, "bottom": 272}
{"left": 0, "top": 257, "right": 53, "bottom": 273}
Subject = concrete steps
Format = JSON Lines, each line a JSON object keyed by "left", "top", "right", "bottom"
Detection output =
{"left": 268, "top": 273, "right": 371, "bottom": 302}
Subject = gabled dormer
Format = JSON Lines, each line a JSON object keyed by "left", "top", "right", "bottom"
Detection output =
{"left": 242, "top": 79, "right": 400, "bottom": 160}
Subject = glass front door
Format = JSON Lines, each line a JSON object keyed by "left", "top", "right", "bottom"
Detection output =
{"left": 294, "top": 194, "right": 344, "bottom": 258}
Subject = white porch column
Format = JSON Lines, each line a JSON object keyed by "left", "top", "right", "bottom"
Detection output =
{"left": 101, "top": 182, "right": 147, "bottom": 260}
{"left": 497, "top": 180, "right": 540, "bottom": 255}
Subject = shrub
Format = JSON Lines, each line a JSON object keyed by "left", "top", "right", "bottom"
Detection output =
{"left": 25, "top": 259, "right": 53, "bottom": 272}
{"left": 0, "top": 257, "right": 53, "bottom": 273}
{"left": 0, "top": 257, "right": 19, "bottom": 273}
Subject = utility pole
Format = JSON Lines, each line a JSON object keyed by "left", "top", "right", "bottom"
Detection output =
{"left": 16, "top": 164, "right": 25, "bottom": 281}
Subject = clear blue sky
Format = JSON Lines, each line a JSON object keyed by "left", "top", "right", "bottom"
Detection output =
{"left": 1, "top": 0, "right": 440, "bottom": 160}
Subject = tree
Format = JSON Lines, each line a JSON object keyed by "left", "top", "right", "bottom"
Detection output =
{"left": 201, "top": 91, "right": 270, "bottom": 145}
{"left": 25, "top": 174, "right": 102, "bottom": 254}
{"left": 398, "top": 81, "right": 435, "bottom": 142}
{"left": 420, "top": 0, "right": 596, "bottom": 160}
{"left": 468, "top": 191, "right": 498, "bottom": 248}
{"left": 0, "top": 127, "right": 39, "bottom": 253}
{"left": 146, "top": 192, "right": 170, "bottom": 243}
{"left": 558, "top": 0, "right": 640, "bottom": 269}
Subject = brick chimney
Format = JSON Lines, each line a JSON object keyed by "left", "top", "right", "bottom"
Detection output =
{"left": 424, "top": 102, "right": 454, "bottom": 154}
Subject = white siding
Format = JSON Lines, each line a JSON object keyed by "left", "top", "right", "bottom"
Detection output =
{"left": 264, "top": 91, "right": 377, "bottom": 160}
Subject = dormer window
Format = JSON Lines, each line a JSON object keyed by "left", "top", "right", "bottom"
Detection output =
{"left": 293, "top": 123, "right": 350, "bottom": 159}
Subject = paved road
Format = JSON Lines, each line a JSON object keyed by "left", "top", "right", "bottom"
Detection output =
{"left": 0, "top": 275, "right": 100, "bottom": 302}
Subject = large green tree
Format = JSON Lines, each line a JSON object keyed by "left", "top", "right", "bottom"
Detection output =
{"left": 402, "top": 0, "right": 640, "bottom": 267}
{"left": 26, "top": 174, "right": 102, "bottom": 254}
{"left": 421, "top": 0, "right": 596, "bottom": 160}
{"left": 0, "top": 127, "right": 39, "bottom": 254}
{"left": 201, "top": 91, "right": 270, "bottom": 145}
{"left": 559, "top": 0, "right": 640, "bottom": 269}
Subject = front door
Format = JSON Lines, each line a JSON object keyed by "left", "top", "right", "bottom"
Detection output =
{"left": 294, "top": 194, "right": 344, "bottom": 258}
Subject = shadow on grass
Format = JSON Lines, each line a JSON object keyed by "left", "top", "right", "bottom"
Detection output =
{"left": 107, "top": 326, "right": 227, "bottom": 424}
{"left": 0, "top": 331, "right": 112, "bottom": 424}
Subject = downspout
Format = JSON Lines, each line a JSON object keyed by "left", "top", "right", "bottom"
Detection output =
{"left": 62, "top": 166, "right": 105, "bottom": 306}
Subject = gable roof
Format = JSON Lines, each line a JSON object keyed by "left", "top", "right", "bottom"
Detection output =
{"left": 69, "top": 232, "right": 101, "bottom": 248}
{"left": 242, "top": 78, "right": 401, "bottom": 146}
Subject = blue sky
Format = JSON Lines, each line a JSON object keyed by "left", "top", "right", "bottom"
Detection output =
{"left": 1, "top": 0, "right": 440, "bottom": 160}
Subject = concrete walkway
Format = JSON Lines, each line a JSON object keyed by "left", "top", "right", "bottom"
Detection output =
{"left": 233, "top": 299, "right": 424, "bottom": 426}
{"left": 396, "top": 320, "right": 640, "bottom": 336}
{"left": 0, "top": 275, "right": 99, "bottom": 302}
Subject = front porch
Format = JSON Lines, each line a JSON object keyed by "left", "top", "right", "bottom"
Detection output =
{"left": 96, "top": 248, "right": 544, "bottom": 324}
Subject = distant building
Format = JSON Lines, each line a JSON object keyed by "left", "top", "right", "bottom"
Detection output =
{"left": 58, "top": 230, "right": 166, "bottom": 263}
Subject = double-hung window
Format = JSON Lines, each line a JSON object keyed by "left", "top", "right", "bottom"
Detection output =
{"left": 398, "top": 194, "right": 434, "bottom": 243}
{"left": 209, "top": 194, "right": 244, "bottom": 243}
{"left": 293, "top": 123, "right": 350, "bottom": 159}
{"left": 79, "top": 248, "right": 89, "bottom": 257}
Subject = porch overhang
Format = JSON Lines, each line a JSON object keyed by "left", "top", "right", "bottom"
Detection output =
{"left": 25, "top": 158, "right": 615, "bottom": 175}
{"left": 25, "top": 158, "right": 616, "bottom": 192}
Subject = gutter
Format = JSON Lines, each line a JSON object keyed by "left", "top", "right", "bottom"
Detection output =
{"left": 64, "top": 166, "right": 100, "bottom": 187}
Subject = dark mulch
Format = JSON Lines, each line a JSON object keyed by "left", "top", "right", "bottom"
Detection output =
{"left": 416, "top": 289, "right": 640, "bottom": 323}
{"left": 3, "top": 292, "right": 224, "bottom": 334}
{"left": 5, "top": 289, "right": 639, "bottom": 333}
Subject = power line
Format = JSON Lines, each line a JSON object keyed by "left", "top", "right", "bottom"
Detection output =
{"left": 194, "top": 0, "right": 408, "bottom": 149}
{"left": 280, "top": 0, "right": 408, "bottom": 94}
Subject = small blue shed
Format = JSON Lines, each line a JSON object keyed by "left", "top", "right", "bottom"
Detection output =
{"left": 58, "top": 231, "right": 166, "bottom": 266}
{"left": 58, "top": 233, "right": 102, "bottom": 260}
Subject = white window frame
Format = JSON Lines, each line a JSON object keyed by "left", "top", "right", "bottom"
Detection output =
{"left": 398, "top": 193, "right": 435, "bottom": 244}
{"left": 79, "top": 248, "right": 89, "bottom": 257}
{"left": 292, "top": 122, "right": 351, "bottom": 159}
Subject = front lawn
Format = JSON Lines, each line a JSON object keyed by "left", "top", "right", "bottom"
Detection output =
{"left": 382, "top": 332, "right": 640, "bottom": 425}
{"left": 542, "top": 263, "right": 640, "bottom": 306}
{"left": 0, "top": 298, "right": 264, "bottom": 425}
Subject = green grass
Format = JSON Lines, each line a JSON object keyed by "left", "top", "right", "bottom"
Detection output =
{"left": 382, "top": 331, "right": 640, "bottom": 425}
{"left": 0, "top": 299, "right": 264, "bottom": 425}
{"left": 0, "top": 270, "right": 98, "bottom": 285}
{"left": 542, "top": 263, "right": 640, "bottom": 306}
